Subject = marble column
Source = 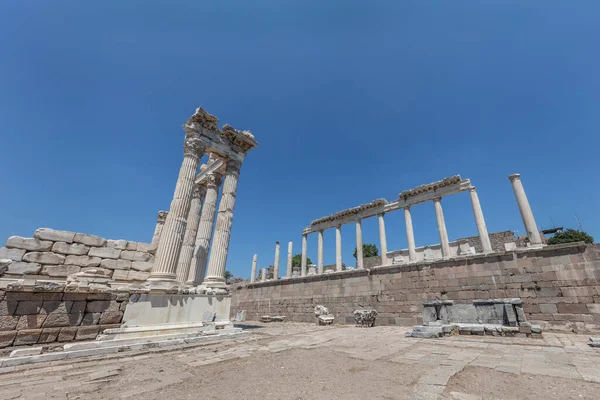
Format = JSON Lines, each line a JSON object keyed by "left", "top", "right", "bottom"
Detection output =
{"left": 204, "top": 159, "right": 242, "bottom": 288}
{"left": 151, "top": 211, "right": 168, "bottom": 245}
{"left": 301, "top": 234, "right": 308, "bottom": 277}
{"left": 378, "top": 213, "right": 388, "bottom": 266}
{"left": 260, "top": 268, "right": 266, "bottom": 282}
{"left": 186, "top": 172, "right": 222, "bottom": 285}
{"left": 273, "top": 241, "right": 280, "bottom": 280}
{"left": 317, "top": 230, "right": 324, "bottom": 274}
{"left": 433, "top": 197, "right": 451, "bottom": 258}
{"left": 469, "top": 186, "right": 493, "bottom": 253}
{"left": 148, "top": 137, "right": 205, "bottom": 285}
{"left": 404, "top": 207, "right": 417, "bottom": 262}
{"left": 356, "top": 219, "right": 364, "bottom": 269}
{"left": 286, "top": 241, "right": 293, "bottom": 278}
{"left": 335, "top": 225, "right": 343, "bottom": 272}
{"left": 509, "top": 174, "right": 542, "bottom": 245}
{"left": 176, "top": 183, "right": 207, "bottom": 283}
{"left": 250, "top": 254, "right": 258, "bottom": 283}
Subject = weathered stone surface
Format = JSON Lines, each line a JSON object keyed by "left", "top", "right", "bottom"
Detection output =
{"left": 52, "top": 242, "right": 90, "bottom": 255}
{"left": 125, "top": 242, "right": 138, "bottom": 251}
{"left": 121, "top": 251, "right": 153, "bottom": 262}
{"left": 23, "top": 252, "right": 66, "bottom": 265}
{"left": 100, "top": 259, "right": 131, "bottom": 270}
{"left": 131, "top": 261, "right": 153, "bottom": 272}
{"left": 106, "top": 240, "right": 128, "bottom": 250}
{"left": 137, "top": 242, "right": 157, "bottom": 254}
{"left": 0, "top": 315, "right": 19, "bottom": 331}
{"left": 16, "top": 314, "right": 47, "bottom": 330}
{"left": 89, "top": 247, "right": 121, "bottom": 259}
{"left": 81, "top": 313, "right": 101, "bottom": 325}
{"left": 42, "top": 313, "right": 84, "bottom": 327}
{"left": 6, "top": 262, "right": 42, "bottom": 275}
{"left": 6, "top": 236, "right": 53, "bottom": 251}
{"left": 57, "top": 326, "right": 78, "bottom": 342}
{"left": 0, "top": 331, "right": 17, "bottom": 347}
{"left": 73, "top": 233, "right": 107, "bottom": 247}
{"left": 14, "top": 329, "right": 42, "bottom": 345}
{"left": 40, "top": 301, "right": 73, "bottom": 314}
{"left": 70, "top": 301, "right": 87, "bottom": 314}
{"left": 75, "top": 325, "right": 100, "bottom": 340}
{"left": 41, "top": 265, "right": 81, "bottom": 277}
{"left": 0, "top": 247, "right": 26, "bottom": 261}
{"left": 111, "top": 270, "right": 128, "bottom": 280}
{"left": 15, "top": 301, "right": 43, "bottom": 315}
{"left": 34, "top": 228, "right": 76, "bottom": 243}
{"left": 99, "top": 310, "right": 123, "bottom": 324}
{"left": 65, "top": 255, "right": 102, "bottom": 267}
{"left": 38, "top": 327, "right": 61, "bottom": 343}
{"left": 86, "top": 300, "right": 111, "bottom": 313}
{"left": 127, "top": 270, "right": 150, "bottom": 281}
{"left": 354, "top": 309, "right": 378, "bottom": 327}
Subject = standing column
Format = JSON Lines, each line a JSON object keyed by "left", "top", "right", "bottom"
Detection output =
{"left": 176, "top": 183, "right": 207, "bottom": 283}
{"left": 286, "top": 241, "right": 293, "bottom": 278}
{"left": 186, "top": 172, "right": 222, "bottom": 285}
{"left": 151, "top": 211, "right": 168, "bottom": 245}
{"left": 356, "top": 219, "right": 364, "bottom": 269}
{"left": 250, "top": 254, "right": 258, "bottom": 283}
{"left": 404, "top": 207, "right": 417, "bottom": 262}
{"left": 260, "top": 268, "right": 266, "bottom": 282}
{"left": 378, "top": 213, "right": 388, "bottom": 266}
{"left": 433, "top": 197, "right": 451, "bottom": 258}
{"left": 148, "top": 137, "right": 205, "bottom": 285}
{"left": 204, "top": 160, "right": 242, "bottom": 288}
{"left": 273, "top": 241, "right": 280, "bottom": 280}
{"left": 335, "top": 225, "right": 343, "bottom": 272}
{"left": 509, "top": 174, "right": 542, "bottom": 245}
{"left": 317, "top": 230, "right": 324, "bottom": 274}
{"left": 469, "top": 186, "right": 493, "bottom": 253}
{"left": 301, "top": 234, "right": 308, "bottom": 276}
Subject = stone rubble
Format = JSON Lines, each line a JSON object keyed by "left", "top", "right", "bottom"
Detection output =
{"left": 354, "top": 309, "right": 378, "bottom": 327}
{"left": 314, "top": 305, "right": 334, "bottom": 325}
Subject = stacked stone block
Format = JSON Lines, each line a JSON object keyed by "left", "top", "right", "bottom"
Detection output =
{"left": 0, "top": 228, "right": 156, "bottom": 283}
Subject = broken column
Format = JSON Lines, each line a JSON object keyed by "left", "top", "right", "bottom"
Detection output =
{"left": 286, "top": 241, "right": 293, "bottom": 278}
{"left": 151, "top": 211, "right": 168, "bottom": 245}
{"left": 250, "top": 254, "right": 258, "bottom": 283}
{"left": 273, "top": 241, "right": 280, "bottom": 280}
{"left": 509, "top": 174, "right": 542, "bottom": 246}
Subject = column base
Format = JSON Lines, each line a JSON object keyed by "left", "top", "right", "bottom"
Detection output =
{"left": 203, "top": 277, "right": 228, "bottom": 289}
{"left": 146, "top": 273, "right": 180, "bottom": 291}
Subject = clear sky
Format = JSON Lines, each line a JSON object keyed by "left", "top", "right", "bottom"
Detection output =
{"left": 1, "top": 1, "right": 599, "bottom": 279}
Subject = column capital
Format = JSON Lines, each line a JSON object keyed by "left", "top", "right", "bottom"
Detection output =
{"left": 204, "top": 171, "right": 223, "bottom": 189}
{"left": 226, "top": 159, "right": 243, "bottom": 174}
{"left": 509, "top": 173, "right": 521, "bottom": 182}
{"left": 157, "top": 211, "right": 168, "bottom": 223}
{"left": 192, "top": 182, "right": 208, "bottom": 199}
{"left": 335, "top": 223, "right": 342, "bottom": 229}
{"left": 183, "top": 135, "right": 206, "bottom": 158}
{"left": 404, "top": 205, "right": 411, "bottom": 211}
{"left": 468, "top": 186, "right": 477, "bottom": 192}
{"left": 432, "top": 196, "right": 442, "bottom": 202}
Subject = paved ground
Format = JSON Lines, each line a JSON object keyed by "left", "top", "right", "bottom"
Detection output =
{"left": 1, "top": 322, "right": 600, "bottom": 399}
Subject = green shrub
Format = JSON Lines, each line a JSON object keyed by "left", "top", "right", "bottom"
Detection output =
{"left": 353, "top": 243, "right": 379, "bottom": 259}
{"left": 547, "top": 229, "right": 594, "bottom": 245}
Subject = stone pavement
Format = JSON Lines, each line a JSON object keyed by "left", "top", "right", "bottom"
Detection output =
{"left": 0, "top": 322, "right": 599, "bottom": 399}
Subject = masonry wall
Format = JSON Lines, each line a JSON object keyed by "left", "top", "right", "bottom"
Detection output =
{"left": 231, "top": 243, "right": 600, "bottom": 333}
{"left": 0, "top": 228, "right": 156, "bottom": 284}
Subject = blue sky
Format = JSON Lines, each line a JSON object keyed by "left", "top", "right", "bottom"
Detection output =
{"left": 1, "top": 1, "right": 599, "bottom": 279}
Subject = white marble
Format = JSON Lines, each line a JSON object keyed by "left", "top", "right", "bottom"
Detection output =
{"left": 433, "top": 197, "right": 451, "bottom": 258}
{"left": 378, "top": 213, "right": 388, "bottom": 266}
{"left": 335, "top": 225, "right": 343, "bottom": 272}
{"left": 250, "top": 254, "right": 258, "bottom": 283}
{"left": 286, "top": 241, "right": 293, "bottom": 278}
{"left": 355, "top": 219, "right": 364, "bottom": 269}
{"left": 509, "top": 174, "right": 542, "bottom": 245}
{"left": 469, "top": 186, "right": 492, "bottom": 253}
{"left": 404, "top": 207, "right": 417, "bottom": 262}
{"left": 273, "top": 241, "right": 280, "bottom": 280}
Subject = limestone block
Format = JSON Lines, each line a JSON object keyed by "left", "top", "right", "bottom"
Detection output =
{"left": 41, "top": 265, "right": 81, "bottom": 277}
{"left": 65, "top": 255, "right": 102, "bottom": 267}
{"left": 75, "top": 325, "right": 100, "bottom": 340}
{"left": 137, "top": 242, "right": 157, "bottom": 254}
{"left": 99, "top": 310, "right": 123, "bottom": 324}
{"left": 0, "top": 331, "right": 17, "bottom": 348}
{"left": 38, "top": 327, "right": 61, "bottom": 343}
{"left": 15, "top": 301, "right": 43, "bottom": 315}
{"left": 42, "top": 313, "right": 84, "bottom": 327}
{"left": 14, "top": 329, "right": 42, "bottom": 346}
{"left": 6, "top": 236, "right": 53, "bottom": 251}
{"left": 70, "top": 301, "right": 87, "bottom": 314}
{"left": 127, "top": 270, "right": 150, "bottom": 281}
{"left": 100, "top": 259, "right": 131, "bottom": 270}
{"left": 111, "top": 270, "right": 128, "bottom": 280}
{"left": 504, "top": 304, "right": 518, "bottom": 326}
{"left": 0, "top": 315, "right": 19, "bottom": 331}
{"left": 56, "top": 326, "right": 77, "bottom": 342}
{"left": 125, "top": 242, "right": 138, "bottom": 251}
{"left": 6, "top": 262, "right": 42, "bottom": 275}
{"left": 0, "top": 247, "right": 26, "bottom": 261}
{"left": 74, "top": 233, "right": 107, "bottom": 247}
{"left": 131, "top": 261, "right": 153, "bottom": 272}
{"left": 16, "top": 314, "right": 47, "bottom": 330}
{"left": 422, "top": 306, "right": 437, "bottom": 324}
{"left": 89, "top": 247, "right": 121, "bottom": 259}
{"left": 106, "top": 240, "right": 128, "bottom": 250}
{"left": 82, "top": 267, "right": 112, "bottom": 276}
{"left": 0, "top": 299, "right": 18, "bottom": 315}
{"left": 504, "top": 242, "right": 518, "bottom": 251}
{"left": 40, "top": 301, "right": 73, "bottom": 314}
{"left": 23, "top": 252, "right": 66, "bottom": 265}
{"left": 120, "top": 250, "right": 153, "bottom": 262}
{"left": 81, "top": 313, "right": 101, "bottom": 325}
{"left": 34, "top": 228, "right": 76, "bottom": 243}
{"left": 86, "top": 300, "right": 111, "bottom": 313}
{"left": 51, "top": 242, "right": 90, "bottom": 255}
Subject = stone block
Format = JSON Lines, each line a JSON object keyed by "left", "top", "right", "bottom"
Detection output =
{"left": 539, "top": 303, "right": 558, "bottom": 314}
{"left": 130, "top": 261, "right": 153, "bottom": 272}
{"left": 89, "top": 247, "right": 121, "bottom": 259}
{"left": 121, "top": 251, "right": 152, "bottom": 262}
{"left": 38, "top": 327, "right": 61, "bottom": 343}
{"left": 15, "top": 301, "right": 43, "bottom": 315}
{"left": 6, "top": 262, "right": 42, "bottom": 275}
{"left": 23, "top": 252, "right": 66, "bottom": 265}
{"left": 587, "top": 304, "right": 600, "bottom": 314}
{"left": 6, "top": 236, "right": 53, "bottom": 251}
{"left": 41, "top": 265, "right": 81, "bottom": 277}
{"left": 127, "top": 270, "right": 150, "bottom": 281}
{"left": 86, "top": 300, "right": 111, "bottom": 313}
{"left": 40, "top": 301, "right": 73, "bottom": 314}
{"left": 99, "top": 310, "right": 123, "bottom": 324}
{"left": 107, "top": 239, "right": 129, "bottom": 250}
{"left": 0, "top": 331, "right": 17, "bottom": 348}
{"left": 100, "top": 258, "right": 132, "bottom": 271}
{"left": 111, "top": 270, "right": 128, "bottom": 280}
{"left": 62, "top": 293, "right": 87, "bottom": 301}
{"left": 16, "top": 314, "right": 47, "bottom": 329}
{"left": 504, "top": 304, "right": 518, "bottom": 326}
{"left": 65, "top": 255, "right": 102, "bottom": 267}
{"left": 57, "top": 326, "right": 78, "bottom": 342}
{"left": 70, "top": 301, "right": 87, "bottom": 313}
{"left": 125, "top": 241, "right": 138, "bottom": 251}
{"left": 51, "top": 242, "right": 90, "bottom": 255}
{"left": 73, "top": 233, "right": 106, "bottom": 247}
{"left": 42, "top": 313, "right": 84, "bottom": 327}
{"left": 35, "top": 228, "right": 76, "bottom": 243}
{"left": 0, "top": 247, "right": 26, "bottom": 261}
{"left": 75, "top": 325, "right": 100, "bottom": 340}
{"left": 14, "top": 329, "right": 42, "bottom": 345}
{"left": 137, "top": 242, "right": 157, "bottom": 254}
{"left": 557, "top": 303, "right": 588, "bottom": 314}
{"left": 81, "top": 312, "right": 101, "bottom": 325}
{"left": 0, "top": 315, "right": 19, "bottom": 331}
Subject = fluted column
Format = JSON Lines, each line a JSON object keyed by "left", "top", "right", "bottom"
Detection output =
{"left": 286, "top": 241, "right": 293, "bottom": 278}
{"left": 273, "top": 241, "right": 280, "bottom": 280}
{"left": 404, "top": 207, "right": 417, "bottom": 262}
{"left": 204, "top": 160, "right": 242, "bottom": 287}
{"left": 356, "top": 219, "right": 364, "bottom": 269}
{"left": 301, "top": 234, "right": 308, "bottom": 276}
{"left": 469, "top": 186, "right": 492, "bottom": 253}
{"left": 433, "top": 197, "right": 451, "bottom": 258}
{"left": 335, "top": 225, "right": 343, "bottom": 272}
{"left": 151, "top": 211, "right": 168, "bottom": 245}
{"left": 317, "top": 230, "right": 324, "bottom": 274}
{"left": 378, "top": 213, "right": 388, "bottom": 266}
{"left": 509, "top": 174, "right": 542, "bottom": 245}
{"left": 250, "top": 254, "right": 258, "bottom": 283}
{"left": 176, "top": 183, "right": 207, "bottom": 283}
{"left": 186, "top": 172, "right": 222, "bottom": 285}
{"left": 148, "top": 138, "right": 205, "bottom": 285}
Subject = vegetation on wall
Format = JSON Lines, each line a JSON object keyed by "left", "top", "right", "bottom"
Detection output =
{"left": 353, "top": 243, "right": 379, "bottom": 260}
{"left": 547, "top": 229, "right": 594, "bottom": 245}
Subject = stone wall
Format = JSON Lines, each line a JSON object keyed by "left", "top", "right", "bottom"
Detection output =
{"left": 0, "top": 228, "right": 156, "bottom": 284}
{"left": 231, "top": 242, "right": 600, "bottom": 333}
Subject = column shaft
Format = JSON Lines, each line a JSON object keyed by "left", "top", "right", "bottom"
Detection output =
{"left": 176, "top": 184, "right": 206, "bottom": 283}
{"left": 286, "top": 241, "right": 293, "bottom": 278}
{"left": 260, "top": 268, "right": 266, "bottom": 282}
{"left": 404, "top": 207, "right": 417, "bottom": 261}
{"left": 151, "top": 211, "right": 168, "bottom": 245}
{"left": 335, "top": 225, "right": 343, "bottom": 272}
{"left": 509, "top": 174, "right": 542, "bottom": 245}
{"left": 356, "top": 219, "right": 364, "bottom": 269}
{"left": 378, "top": 213, "right": 388, "bottom": 266}
{"left": 301, "top": 234, "right": 308, "bottom": 276}
{"left": 273, "top": 242, "right": 280, "bottom": 280}
{"left": 433, "top": 197, "right": 451, "bottom": 258}
{"left": 317, "top": 230, "right": 324, "bottom": 274}
{"left": 469, "top": 187, "right": 492, "bottom": 253}
{"left": 250, "top": 254, "right": 258, "bottom": 283}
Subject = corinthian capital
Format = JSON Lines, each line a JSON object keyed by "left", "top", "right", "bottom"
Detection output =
{"left": 205, "top": 172, "right": 223, "bottom": 189}
{"left": 226, "top": 159, "right": 243, "bottom": 174}
{"left": 183, "top": 135, "right": 206, "bottom": 158}
{"left": 192, "top": 183, "right": 208, "bottom": 199}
